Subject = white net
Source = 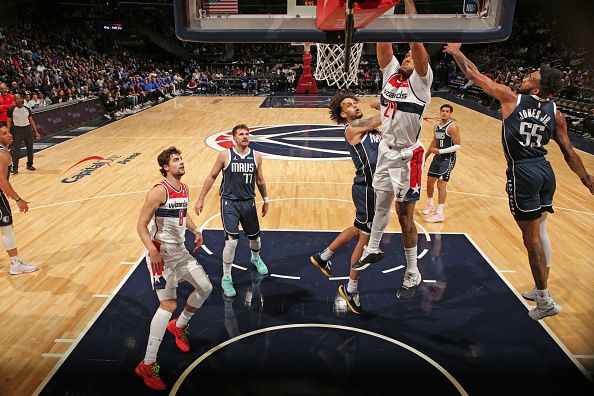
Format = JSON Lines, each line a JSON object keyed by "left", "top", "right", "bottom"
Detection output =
{"left": 314, "top": 43, "right": 364, "bottom": 90}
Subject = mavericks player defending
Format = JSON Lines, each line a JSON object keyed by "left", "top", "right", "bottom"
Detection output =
{"left": 354, "top": 0, "right": 433, "bottom": 299}
{"left": 196, "top": 124, "right": 269, "bottom": 298}
{"left": 310, "top": 92, "right": 381, "bottom": 314}
{"left": 136, "top": 147, "right": 212, "bottom": 390}
{"left": 423, "top": 104, "right": 461, "bottom": 223}
{"left": 444, "top": 43, "right": 594, "bottom": 320}
{"left": 0, "top": 126, "right": 38, "bottom": 275}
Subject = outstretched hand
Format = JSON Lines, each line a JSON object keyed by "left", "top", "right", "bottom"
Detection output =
{"left": 443, "top": 43, "right": 462, "bottom": 54}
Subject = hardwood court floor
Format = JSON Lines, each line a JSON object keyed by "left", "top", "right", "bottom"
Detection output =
{"left": 0, "top": 95, "right": 592, "bottom": 395}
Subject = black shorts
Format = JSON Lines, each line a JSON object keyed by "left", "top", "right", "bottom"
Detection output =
{"left": 0, "top": 192, "right": 13, "bottom": 226}
{"left": 221, "top": 198, "right": 260, "bottom": 239}
{"left": 427, "top": 154, "right": 456, "bottom": 181}
{"left": 506, "top": 158, "right": 555, "bottom": 221}
{"left": 352, "top": 184, "right": 375, "bottom": 234}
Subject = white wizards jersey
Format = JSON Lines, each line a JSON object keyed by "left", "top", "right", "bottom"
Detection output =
{"left": 150, "top": 180, "right": 188, "bottom": 244}
{"left": 380, "top": 56, "right": 433, "bottom": 148}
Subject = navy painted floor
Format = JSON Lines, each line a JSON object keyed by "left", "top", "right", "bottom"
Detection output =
{"left": 39, "top": 231, "right": 591, "bottom": 395}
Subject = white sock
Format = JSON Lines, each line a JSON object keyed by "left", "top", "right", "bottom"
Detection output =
{"left": 10, "top": 256, "right": 20, "bottom": 266}
{"left": 175, "top": 309, "right": 194, "bottom": 328}
{"left": 428, "top": 198, "right": 434, "bottom": 207}
{"left": 144, "top": 308, "right": 172, "bottom": 365}
{"left": 249, "top": 237, "right": 261, "bottom": 260}
{"left": 223, "top": 263, "right": 232, "bottom": 277}
{"left": 250, "top": 250, "right": 259, "bottom": 261}
{"left": 347, "top": 278, "right": 359, "bottom": 294}
{"left": 536, "top": 288, "right": 552, "bottom": 306}
{"left": 436, "top": 204, "right": 445, "bottom": 215}
{"left": 404, "top": 246, "right": 418, "bottom": 273}
{"left": 320, "top": 248, "right": 334, "bottom": 261}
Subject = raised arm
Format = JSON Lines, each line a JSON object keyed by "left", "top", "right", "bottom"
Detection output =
{"left": 345, "top": 114, "right": 381, "bottom": 145}
{"left": 255, "top": 152, "right": 269, "bottom": 217}
{"left": 376, "top": 43, "right": 393, "bottom": 70}
{"left": 404, "top": 0, "right": 429, "bottom": 77}
{"left": 552, "top": 111, "right": 594, "bottom": 194}
{"left": 443, "top": 43, "right": 517, "bottom": 116}
{"left": 195, "top": 150, "right": 227, "bottom": 215}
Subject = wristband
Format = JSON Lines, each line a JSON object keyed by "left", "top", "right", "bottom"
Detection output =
{"left": 263, "top": 197, "right": 270, "bottom": 204}
{"left": 15, "top": 196, "right": 21, "bottom": 202}
{"left": 193, "top": 228, "right": 201, "bottom": 235}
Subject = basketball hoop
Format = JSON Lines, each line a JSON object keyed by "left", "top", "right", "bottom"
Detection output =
{"left": 314, "top": 42, "right": 364, "bottom": 89}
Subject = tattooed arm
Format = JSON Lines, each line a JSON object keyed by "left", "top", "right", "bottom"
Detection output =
{"left": 443, "top": 43, "right": 517, "bottom": 117}
{"left": 345, "top": 114, "right": 381, "bottom": 145}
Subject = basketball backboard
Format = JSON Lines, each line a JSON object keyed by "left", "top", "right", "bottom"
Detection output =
{"left": 174, "top": 0, "right": 516, "bottom": 44}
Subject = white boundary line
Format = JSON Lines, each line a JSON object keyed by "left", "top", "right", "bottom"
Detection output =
{"left": 269, "top": 274, "right": 301, "bottom": 280}
{"left": 464, "top": 233, "right": 590, "bottom": 380}
{"left": 382, "top": 265, "right": 405, "bottom": 274}
{"left": 33, "top": 254, "right": 144, "bottom": 396}
{"left": 169, "top": 323, "right": 468, "bottom": 396}
{"left": 198, "top": 198, "right": 431, "bottom": 261}
{"left": 53, "top": 339, "right": 76, "bottom": 343}
{"left": 41, "top": 353, "right": 65, "bottom": 358}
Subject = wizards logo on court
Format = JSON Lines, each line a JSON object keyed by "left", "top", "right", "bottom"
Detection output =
{"left": 205, "top": 125, "right": 351, "bottom": 160}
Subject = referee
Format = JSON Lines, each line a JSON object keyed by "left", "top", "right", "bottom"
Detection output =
{"left": 7, "top": 94, "right": 40, "bottom": 174}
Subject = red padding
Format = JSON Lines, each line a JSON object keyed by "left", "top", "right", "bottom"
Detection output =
{"left": 316, "top": 0, "right": 401, "bottom": 31}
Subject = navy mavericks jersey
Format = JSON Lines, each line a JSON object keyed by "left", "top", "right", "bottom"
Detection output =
{"left": 502, "top": 95, "right": 556, "bottom": 163}
{"left": 0, "top": 145, "right": 11, "bottom": 179}
{"left": 347, "top": 127, "right": 381, "bottom": 186}
{"left": 220, "top": 148, "right": 257, "bottom": 200}
{"left": 435, "top": 121, "right": 454, "bottom": 151}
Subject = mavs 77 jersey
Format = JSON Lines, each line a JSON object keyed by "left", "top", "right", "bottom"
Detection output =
{"left": 503, "top": 94, "right": 556, "bottom": 163}
{"left": 220, "top": 148, "right": 257, "bottom": 200}
{"left": 380, "top": 56, "right": 433, "bottom": 148}
{"left": 150, "top": 180, "right": 188, "bottom": 244}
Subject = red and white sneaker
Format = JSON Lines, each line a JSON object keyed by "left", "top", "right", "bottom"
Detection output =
{"left": 167, "top": 318, "right": 190, "bottom": 352}
{"left": 425, "top": 213, "right": 445, "bottom": 223}
{"left": 422, "top": 204, "right": 435, "bottom": 215}
{"left": 135, "top": 360, "right": 166, "bottom": 391}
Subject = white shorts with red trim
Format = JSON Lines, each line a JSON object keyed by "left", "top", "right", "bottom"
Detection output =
{"left": 372, "top": 140, "right": 425, "bottom": 202}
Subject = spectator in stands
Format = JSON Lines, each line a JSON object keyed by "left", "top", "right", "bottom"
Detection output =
{"left": 0, "top": 84, "right": 15, "bottom": 127}
{"left": 28, "top": 93, "right": 41, "bottom": 110}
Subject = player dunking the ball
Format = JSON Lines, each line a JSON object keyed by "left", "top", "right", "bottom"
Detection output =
{"left": 310, "top": 92, "right": 381, "bottom": 314}
{"left": 136, "top": 147, "right": 212, "bottom": 390}
{"left": 354, "top": 0, "right": 433, "bottom": 299}
{"left": 443, "top": 43, "right": 594, "bottom": 320}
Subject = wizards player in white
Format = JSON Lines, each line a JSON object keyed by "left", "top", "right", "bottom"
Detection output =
{"left": 136, "top": 147, "right": 212, "bottom": 391}
{"left": 444, "top": 43, "right": 594, "bottom": 320}
{"left": 196, "top": 124, "right": 269, "bottom": 298}
{"left": 354, "top": 0, "right": 432, "bottom": 299}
